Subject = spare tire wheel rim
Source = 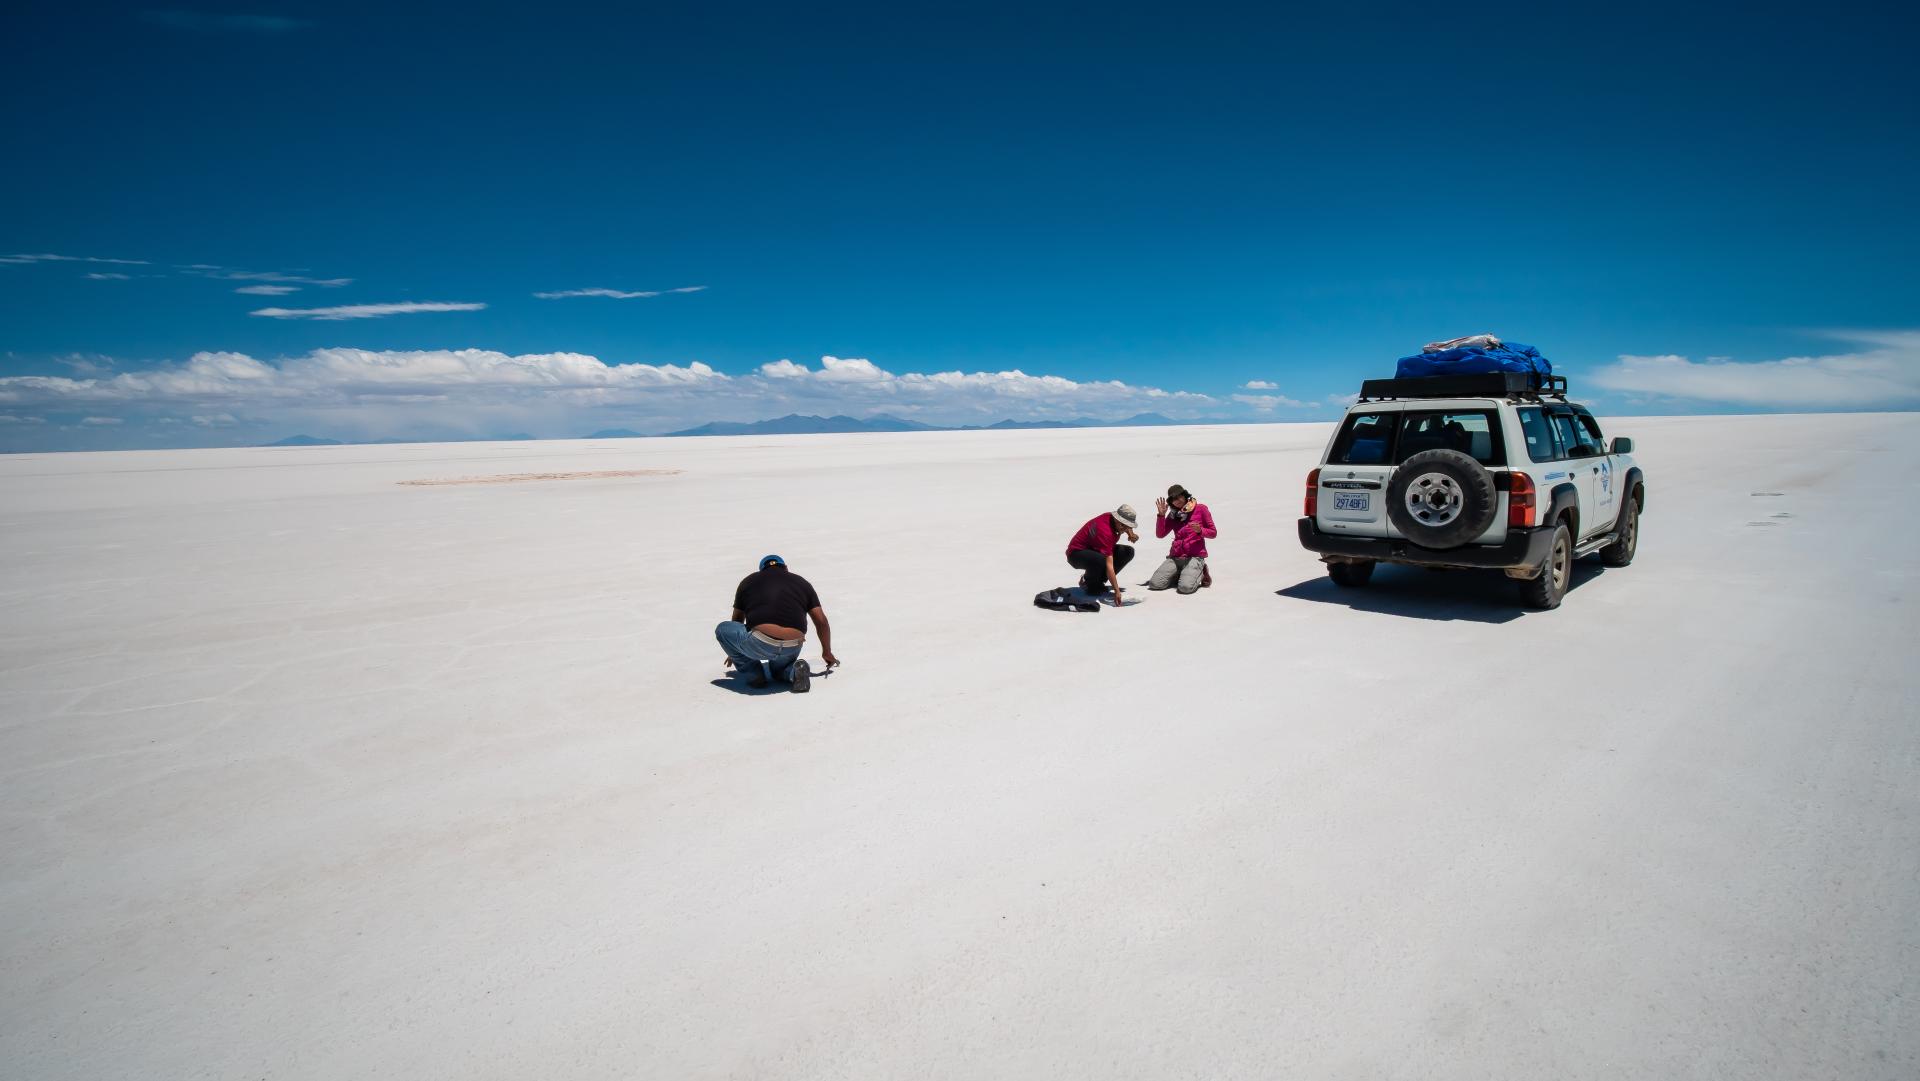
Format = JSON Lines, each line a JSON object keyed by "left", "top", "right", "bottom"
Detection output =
{"left": 1404, "top": 471, "right": 1464, "bottom": 527}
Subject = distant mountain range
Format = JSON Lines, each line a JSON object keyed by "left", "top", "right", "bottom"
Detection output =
{"left": 261, "top": 432, "right": 541, "bottom": 447}
{"left": 657, "top": 412, "right": 1198, "bottom": 437}
{"left": 262, "top": 412, "right": 1250, "bottom": 448}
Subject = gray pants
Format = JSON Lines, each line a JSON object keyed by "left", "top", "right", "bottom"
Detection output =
{"left": 1148, "top": 556, "right": 1206, "bottom": 594}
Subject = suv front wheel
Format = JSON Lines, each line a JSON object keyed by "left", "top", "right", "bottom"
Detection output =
{"left": 1518, "top": 522, "right": 1571, "bottom": 610}
{"left": 1600, "top": 498, "right": 1639, "bottom": 567}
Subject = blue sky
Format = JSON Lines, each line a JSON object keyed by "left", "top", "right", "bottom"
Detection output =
{"left": 3, "top": 1, "right": 1916, "bottom": 449}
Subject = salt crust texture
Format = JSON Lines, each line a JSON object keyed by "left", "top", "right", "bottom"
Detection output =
{"left": 2, "top": 415, "right": 1915, "bottom": 1080}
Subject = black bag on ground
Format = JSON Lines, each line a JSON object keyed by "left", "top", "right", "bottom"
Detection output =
{"left": 1034, "top": 586, "right": 1100, "bottom": 612}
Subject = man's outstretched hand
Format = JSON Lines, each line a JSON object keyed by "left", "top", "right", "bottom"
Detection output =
{"left": 822, "top": 651, "right": 840, "bottom": 669}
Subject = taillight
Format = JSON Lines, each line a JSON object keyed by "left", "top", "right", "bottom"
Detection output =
{"left": 1507, "top": 471, "right": 1536, "bottom": 528}
{"left": 1305, "top": 468, "right": 1320, "bottom": 517}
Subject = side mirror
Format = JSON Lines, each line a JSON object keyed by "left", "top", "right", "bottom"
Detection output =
{"left": 1609, "top": 436, "right": 1633, "bottom": 454}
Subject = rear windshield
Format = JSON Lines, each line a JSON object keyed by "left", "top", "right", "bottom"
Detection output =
{"left": 1327, "top": 410, "right": 1505, "bottom": 466}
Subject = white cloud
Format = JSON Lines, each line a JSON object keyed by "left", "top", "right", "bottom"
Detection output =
{"left": 81, "top": 416, "right": 124, "bottom": 426}
{"left": 759, "top": 356, "right": 892, "bottom": 383}
{"left": 1587, "top": 330, "right": 1920, "bottom": 409}
{"left": 250, "top": 302, "right": 486, "bottom": 321}
{"left": 85, "top": 272, "right": 133, "bottom": 280}
{"left": 191, "top": 413, "right": 240, "bottom": 427}
{"left": 0, "top": 414, "right": 47, "bottom": 424}
{"left": 1242, "top": 379, "right": 1278, "bottom": 390}
{"left": 0, "top": 350, "right": 1232, "bottom": 439}
{"left": 751, "top": 356, "right": 1218, "bottom": 420}
{"left": 534, "top": 286, "right": 707, "bottom": 300}
{"left": 235, "top": 284, "right": 299, "bottom": 295}
{"left": 5, "top": 253, "right": 149, "bottom": 266}
{"left": 1327, "top": 391, "right": 1360, "bottom": 406}
{"left": 1232, "top": 392, "right": 1313, "bottom": 411}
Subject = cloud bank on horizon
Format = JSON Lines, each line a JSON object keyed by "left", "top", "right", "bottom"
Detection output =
{"left": 0, "top": 350, "right": 1227, "bottom": 444}
{"left": 3, "top": 330, "right": 1914, "bottom": 449}
{"left": 1589, "top": 330, "right": 1920, "bottom": 409}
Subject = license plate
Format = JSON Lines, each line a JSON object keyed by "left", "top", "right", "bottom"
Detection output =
{"left": 1333, "top": 493, "right": 1370, "bottom": 512}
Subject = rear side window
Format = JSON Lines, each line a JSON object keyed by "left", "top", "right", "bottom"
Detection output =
{"left": 1395, "top": 411, "right": 1503, "bottom": 466}
{"left": 1516, "top": 407, "right": 1557, "bottom": 461}
{"left": 1328, "top": 412, "right": 1394, "bottom": 464}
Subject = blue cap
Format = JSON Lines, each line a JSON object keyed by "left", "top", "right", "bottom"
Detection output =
{"left": 759, "top": 554, "right": 785, "bottom": 570}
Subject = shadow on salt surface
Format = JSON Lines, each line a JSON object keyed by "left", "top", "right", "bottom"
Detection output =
{"left": 709, "top": 670, "right": 837, "bottom": 696}
{"left": 1275, "top": 563, "right": 1608, "bottom": 624}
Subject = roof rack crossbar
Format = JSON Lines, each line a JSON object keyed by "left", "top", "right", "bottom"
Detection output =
{"left": 1357, "top": 372, "right": 1567, "bottom": 402}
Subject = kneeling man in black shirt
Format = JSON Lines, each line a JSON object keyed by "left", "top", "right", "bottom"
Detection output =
{"left": 718, "top": 554, "right": 840, "bottom": 692}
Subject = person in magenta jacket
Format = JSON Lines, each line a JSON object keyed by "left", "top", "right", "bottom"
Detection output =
{"left": 1149, "top": 484, "right": 1216, "bottom": 594}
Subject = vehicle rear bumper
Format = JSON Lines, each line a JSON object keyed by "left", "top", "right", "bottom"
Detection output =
{"left": 1297, "top": 518, "right": 1554, "bottom": 570}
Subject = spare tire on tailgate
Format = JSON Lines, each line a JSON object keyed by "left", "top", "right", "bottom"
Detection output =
{"left": 1386, "top": 449, "right": 1497, "bottom": 549}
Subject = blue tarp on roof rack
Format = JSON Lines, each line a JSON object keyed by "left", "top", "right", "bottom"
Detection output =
{"left": 1395, "top": 341, "right": 1552, "bottom": 381}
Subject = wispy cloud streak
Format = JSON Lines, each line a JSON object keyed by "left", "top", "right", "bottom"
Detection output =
{"left": 250, "top": 302, "right": 487, "bottom": 321}
{"left": 533, "top": 286, "right": 707, "bottom": 299}
{"left": 187, "top": 268, "right": 352, "bottom": 287}
{"left": 4, "top": 253, "right": 150, "bottom": 266}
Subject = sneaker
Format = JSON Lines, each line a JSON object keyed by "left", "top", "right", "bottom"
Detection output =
{"left": 788, "top": 659, "right": 812, "bottom": 693}
{"left": 747, "top": 660, "right": 770, "bottom": 688}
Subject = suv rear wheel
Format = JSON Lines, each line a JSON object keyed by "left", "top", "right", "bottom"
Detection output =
{"left": 1518, "top": 522, "right": 1571, "bottom": 610}
{"left": 1328, "top": 560, "right": 1375, "bottom": 587}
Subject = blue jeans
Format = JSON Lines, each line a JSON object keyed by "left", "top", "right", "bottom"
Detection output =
{"left": 715, "top": 621, "right": 803, "bottom": 683}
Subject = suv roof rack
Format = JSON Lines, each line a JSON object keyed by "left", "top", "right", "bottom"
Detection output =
{"left": 1357, "top": 372, "right": 1568, "bottom": 402}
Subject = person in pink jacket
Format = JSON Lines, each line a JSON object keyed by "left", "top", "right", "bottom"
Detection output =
{"left": 1148, "top": 484, "right": 1216, "bottom": 594}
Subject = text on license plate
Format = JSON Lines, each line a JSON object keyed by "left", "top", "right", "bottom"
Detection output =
{"left": 1333, "top": 493, "right": 1371, "bottom": 512}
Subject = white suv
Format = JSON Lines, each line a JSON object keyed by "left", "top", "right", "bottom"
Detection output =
{"left": 1297, "top": 373, "right": 1643, "bottom": 609}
